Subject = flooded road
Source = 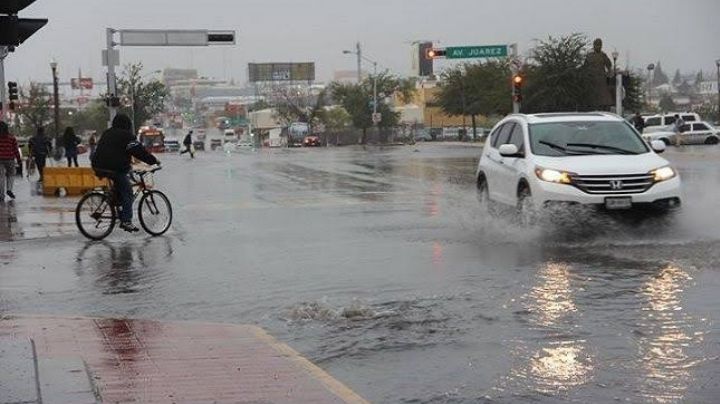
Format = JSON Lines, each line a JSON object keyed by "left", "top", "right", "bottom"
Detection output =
{"left": 2, "top": 144, "right": 720, "bottom": 403}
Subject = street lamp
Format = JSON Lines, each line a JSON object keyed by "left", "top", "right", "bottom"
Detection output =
{"left": 342, "top": 49, "right": 379, "bottom": 129}
{"left": 611, "top": 50, "right": 619, "bottom": 75}
{"left": 646, "top": 63, "right": 655, "bottom": 106}
{"left": 131, "top": 69, "right": 161, "bottom": 136}
{"left": 50, "top": 59, "right": 60, "bottom": 157}
{"left": 715, "top": 59, "right": 720, "bottom": 122}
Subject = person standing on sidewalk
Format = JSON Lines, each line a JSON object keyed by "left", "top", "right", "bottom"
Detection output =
{"left": 180, "top": 130, "right": 194, "bottom": 158}
{"left": 29, "top": 127, "right": 52, "bottom": 182}
{"left": 632, "top": 112, "right": 645, "bottom": 133}
{"left": 0, "top": 122, "right": 22, "bottom": 203}
{"left": 63, "top": 126, "right": 81, "bottom": 167}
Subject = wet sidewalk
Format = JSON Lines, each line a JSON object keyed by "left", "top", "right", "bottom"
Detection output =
{"left": 0, "top": 178, "right": 77, "bottom": 242}
{"left": 0, "top": 315, "right": 367, "bottom": 403}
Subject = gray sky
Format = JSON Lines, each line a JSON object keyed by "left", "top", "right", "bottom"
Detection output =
{"left": 5, "top": 0, "right": 720, "bottom": 87}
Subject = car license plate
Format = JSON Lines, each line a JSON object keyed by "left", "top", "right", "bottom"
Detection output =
{"left": 605, "top": 197, "right": 632, "bottom": 210}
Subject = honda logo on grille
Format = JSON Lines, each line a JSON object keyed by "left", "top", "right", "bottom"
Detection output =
{"left": 610, "top": 180, "right": 624, "bottom": 190}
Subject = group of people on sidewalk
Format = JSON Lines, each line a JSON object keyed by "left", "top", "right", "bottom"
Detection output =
{"left": 0, "top": 121, "right": 101, "bottom": 203}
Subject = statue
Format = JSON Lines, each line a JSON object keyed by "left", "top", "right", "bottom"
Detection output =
{"left": 584, "top": 38, "right": 613, "bottom": 110}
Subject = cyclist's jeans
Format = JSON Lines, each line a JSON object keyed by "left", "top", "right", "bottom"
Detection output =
{"left": 111, "top": 171, "right": 133, "bottom": 223}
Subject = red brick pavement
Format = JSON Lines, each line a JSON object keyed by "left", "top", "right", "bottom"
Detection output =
{"left": 1, "top": 316, "right": 368, "bottom": 403}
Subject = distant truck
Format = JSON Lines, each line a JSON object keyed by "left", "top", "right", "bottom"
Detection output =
{"left": 287, "top": 122, "right": 309, "bottom": 147}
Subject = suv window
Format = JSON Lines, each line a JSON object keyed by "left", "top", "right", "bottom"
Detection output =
{"left": 680, "top": 124, "right": 691, "bottom": 132}
{"left": 665, "top": 116, "right": 677, "bottom": 125}
{"left": 507, "top": 123, "right": 525, "bottom": 152}
{"left": 693, "top": 123, "right": 710, "bottom": 131}
{"left": 491, "top": 122, "right": 515, "bottom": 148}
{"left": 682, "top": 114, "right": 697, "bottom": 122}
{"left": 645, "top": 117, "right": 661, "bottom": 126}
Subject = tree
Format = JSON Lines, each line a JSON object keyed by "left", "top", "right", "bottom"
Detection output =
{"left": 652, "top": 61, "right": 669, "bottom": 86}
{"left": 622, "top": 72, "right": 645, "bottom": 113}
{"left": 694, "top": 71, "right": 704, "bottom": 88}
{"left": 14, "top": 82, "right": 52, "bottom": 138}
{"left": 658, "top": 93, "right": 676, "bottom": 111}
{"left": 68, "top": 100, "right": 109, "bottom": 137}
{"left": 435, "top": 61, "right": 511, "bottom": 138}
{"left": 672, "top": 69, "right": 682, "bottom": 86}
{"left": 117, "top": 63, "right": 168, "bottom": 133}
{"left": 271, "top": 87, "right": 327, "bottom": 131}
{"left": 329, "top": 73, "right": 416, "bottom": 143}
{"left": 522, "top": 33, "right": 593, "bottom": 112}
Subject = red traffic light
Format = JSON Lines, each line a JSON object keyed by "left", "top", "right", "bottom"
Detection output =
{"left": 512, "top": 75, "right": 523, "bottom": 85}
{"left": 425, "top": 48, "right": 446, "bottom": 60}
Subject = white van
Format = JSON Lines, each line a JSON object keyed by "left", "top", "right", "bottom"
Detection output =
{"left": 223, "top": 129, "right": 238, "bottom": 144}
{"left": 643, "top": 112, "right": 701, "bottom": 133}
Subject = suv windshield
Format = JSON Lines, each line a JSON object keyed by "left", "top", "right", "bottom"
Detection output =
{"left": 529, "top": 121, "right": 649, "bottom": 157}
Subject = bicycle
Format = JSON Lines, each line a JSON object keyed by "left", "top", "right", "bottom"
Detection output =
{"left": 75, "top": 166, "right": 172, "bottom": 240}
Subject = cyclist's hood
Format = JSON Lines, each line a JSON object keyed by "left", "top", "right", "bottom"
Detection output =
{"left": 111, "top": 114, "right": 132, "bottom": 131}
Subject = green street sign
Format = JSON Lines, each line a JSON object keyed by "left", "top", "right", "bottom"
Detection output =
{"left": 446, "top": 45, "right": 508, "bottom": 59}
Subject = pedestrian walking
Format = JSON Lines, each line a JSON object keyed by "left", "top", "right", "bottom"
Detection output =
{"left": 88, "top": 131, "right": 97, "bottom": 161}
{"left": 180, "top": 130, "right": 194, "bottom": 158}
{"left": 673, "top": 114, "right": 685, "bottom": 146}
{"left": 0, "top": 121, "right": 22, "bottom": 203}
{"left": 632, "top": 112, "right": 645, "bottom": 133}
{"left": 63, "top": 126, "right": 81, "bottom": 167}
{"left": 28, "top": 127, "right": 51, "bottom": 182}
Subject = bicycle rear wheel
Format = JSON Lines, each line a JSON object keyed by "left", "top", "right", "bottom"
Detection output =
{"left": 138, "top": 190, "right": 173, "bottom": 236}
{"left": 76, "top": 191, "right": 116, "bottom": 240}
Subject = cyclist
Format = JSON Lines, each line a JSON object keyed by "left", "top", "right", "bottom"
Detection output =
{"left": 92, "top": 114, "right": 160, "bottom": 232}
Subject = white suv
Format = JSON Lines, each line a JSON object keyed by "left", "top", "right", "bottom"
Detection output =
{"left": 476, "top": 113, "right": 682, "bottom": 222}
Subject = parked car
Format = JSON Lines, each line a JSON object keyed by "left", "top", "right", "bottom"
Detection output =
{"left": 210, "top": 138, "right": 223, "bottom": 150}
{"left": 303, "top": 135, "right": 321, "bottom": 147}
{"left": 476, "top": 112, "right": 682, "bottom": 224}
{"left": 414, "top": 129, "right": 432, "bottom": 142}
{"left": 643, "top": 112, "right": 701, "bottom": 133}
{"left": 642, "top": 121, "right": 720, "bottom": 145}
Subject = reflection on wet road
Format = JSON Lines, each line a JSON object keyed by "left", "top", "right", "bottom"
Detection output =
{"left": 2, "top": 144, "right": 720, "bottom": 403}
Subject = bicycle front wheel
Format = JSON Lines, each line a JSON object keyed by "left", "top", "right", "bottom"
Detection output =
{"left": 76, "top": 191, "right": 116, "bottom": 240}
{"left": 138, "top": 190, "right": 173, "bottom": 236}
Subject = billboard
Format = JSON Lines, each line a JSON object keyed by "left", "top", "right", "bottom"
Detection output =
{"left": 70, "top": 77, "right": 94, "bottom": 90}
{"left": 248, "top": 63, "right": 315, "bottom": 82}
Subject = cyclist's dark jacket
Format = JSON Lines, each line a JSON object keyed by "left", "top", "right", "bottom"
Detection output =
{"left": 92, "top": 114, "right": 158, "bottom": 173}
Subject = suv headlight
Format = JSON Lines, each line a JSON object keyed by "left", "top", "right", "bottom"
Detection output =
{"left": 651, "top": 166, "right": 676, "bottom": 182}
{"left": 535, "top": 167, "right": 572, "bottom": 184}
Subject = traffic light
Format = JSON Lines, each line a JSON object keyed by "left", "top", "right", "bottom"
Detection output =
{"left": 418, "top": 42, "right": 434, "bottom": 77}
{"left": 0, "top": 1, "right": 47, "bottom": 48}
{"left": 512, "top": 74, "right": 523, "bottom": 103}
{"left": 425, "top": 48, "right": 446, "bottom": 60}
{"left": 7, "top": 81, "right": 18, "bottom": 101}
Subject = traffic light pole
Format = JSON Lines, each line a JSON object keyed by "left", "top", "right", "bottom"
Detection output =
{"left": 510, "top": 43, "right": 520, "bottom": 113}
{"left": 106, "top": 28, "right": 118, "bottom": 125}
{"left": 0, "top": 47, "right": 7, "bottom": 119}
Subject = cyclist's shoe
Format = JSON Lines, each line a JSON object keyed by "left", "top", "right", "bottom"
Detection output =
{"left": 6, "top": 190, "right": 14, "bottom": 199}
{"left": 120, "top": 222, "right": 139, "bottom": 232}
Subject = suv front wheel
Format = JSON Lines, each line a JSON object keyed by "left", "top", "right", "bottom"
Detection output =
{"left": 516, "top": 185, "right": 538, "bottom": 227}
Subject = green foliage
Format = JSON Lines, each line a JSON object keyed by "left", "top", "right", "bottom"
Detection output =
{"left": 67, "top": 101, "right": 109, "bottom": 137}
{"left": 117, "top": 63, "right": 169, "bottom": 132}
{"left": 272, "top": 88, "right": 327, "bottom": 128}
{"left": 14, "top": 82, "right": 52, "bottom": 138}
{"left": 652, "top": 61, "right": 669, "bottom": 86}
{"left": 658, "top": 94, "right": 676, "bottom": 111}
{"left": 522, "top": 33, "right": 593, "bottom": 112}
{"left": 672, "top": 69, "right": 682, "bottom": 85}
{"left": 436, "top": 61, "right": 512, "bottom": 117}
{"left": 622, "top": 73, "right": 644, "bottom": 113}
{"left": 318, "top": 106, "right": 351, "bottom": 130}
{"left": 329, "top": 72, "right": 416, "bottom": 143}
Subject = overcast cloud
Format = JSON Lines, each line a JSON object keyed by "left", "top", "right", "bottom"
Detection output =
{"left": 5, "top": 0, "right": 720, "bottom": 86}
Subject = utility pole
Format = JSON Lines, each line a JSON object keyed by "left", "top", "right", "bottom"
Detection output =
{"left": 51, "top": 60, "right": 60, "bottom": 155}
{"left": 356, "top": 42, "right": 362, "bottom": 83}
{"left": 0, "top": 47, "right": 7, "bottom": 120}
{"left": 106, "top": 28, "right": 118, "bottom": 124}
{"left": 509, "top": 43, "right": 520, "bottom": 113}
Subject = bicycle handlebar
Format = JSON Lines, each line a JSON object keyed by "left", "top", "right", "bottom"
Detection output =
{"left": 133, "top": 165, "right": 162, "bottom": 176}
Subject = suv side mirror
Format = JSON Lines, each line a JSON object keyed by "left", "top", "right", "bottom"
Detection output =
{"left": 498, "top": 143, "right": 521, "bottom": 157}
{"left": 650, "top": 140, "right": 666, "bottom": 153}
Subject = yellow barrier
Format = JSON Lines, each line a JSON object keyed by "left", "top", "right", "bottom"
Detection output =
{"left": 42, "top": 167, "right": 109, "bottom": 196}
